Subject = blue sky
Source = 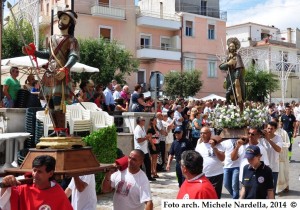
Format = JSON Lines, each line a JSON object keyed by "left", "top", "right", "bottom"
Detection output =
{"left": 135, "top": 0, "right": 299, "bottom": 29}
{"left": 5, "top": 0, "right": 299, "bottom": 30}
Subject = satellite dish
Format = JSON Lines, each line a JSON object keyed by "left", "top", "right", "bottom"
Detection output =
{"left": 149, "top": 72, "right": 164, "bottom": 91}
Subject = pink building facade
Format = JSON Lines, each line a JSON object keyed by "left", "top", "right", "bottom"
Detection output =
{"left": 36, "top": 0, "right": 227, "bottom": 98}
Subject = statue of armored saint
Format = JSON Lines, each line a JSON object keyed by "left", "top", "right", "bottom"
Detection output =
{"left": 24, "top": 10, "right": 79, "bottom": 136}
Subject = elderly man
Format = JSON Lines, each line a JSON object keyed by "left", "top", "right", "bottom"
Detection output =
{"left": 0, "top": 155, "right": 72, "bottom": 209}
{"left": 195, "top": 126, "right": 225, "bottom": 198}
{"left": 166, "top": 126, "right": 193, "bottom": 187}
{"left": 177, "top": 150, "right": 218, "bottom": 199}
{"left": 240, "top": 145, "right": 274, "bottom": 199}
{"left": 104, "top": 82, "right": 115, "bottom": 112}
{"left": 102, "top": 149, "right": 153, "bottom": 210}
{"left": 24, "top": 10, "right": 79, "bottom": 136}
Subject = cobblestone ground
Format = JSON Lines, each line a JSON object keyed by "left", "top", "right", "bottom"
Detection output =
{"left": 97, "top": 136, "right": 300, "bottom": 209}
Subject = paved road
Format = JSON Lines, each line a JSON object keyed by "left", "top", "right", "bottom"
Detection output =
{"left": 96, "top": 136, "right": 300, "bottom": 209}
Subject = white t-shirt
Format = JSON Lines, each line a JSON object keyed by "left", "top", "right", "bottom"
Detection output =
{"left": 195, "top": 141, "right": 225, "bottom": 177}
{"left": 238, "top": 142, "right": 270, "bottom": 182}
{"left": 222, "top": 139, "right": 241, "bottom": 168}
{"left": 134, "top": 125, "right": 148, "bottom": 154}
{"left": 68, "top": 175, "right": 97, "bottom": 210}
{"left": 162, "top": 120, "right": 173, "bottom": 144}
{"left": 111, "top": 169, "right": 152, "bottom": 210}
{"left": 260, "top": 135, "right": 283, "bottom": 172}
{"left": 174, "top": 110, "right": 182, "bottom": 126}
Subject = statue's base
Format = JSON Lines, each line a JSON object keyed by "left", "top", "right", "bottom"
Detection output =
{"left": 36, "top": 136, "right": 85, "bottom": 149}
{"left": 219, "top": 127, "right": 248, "bottom": 139}
{"left": 5, "top": 147, "right": 115, "bottom": 177}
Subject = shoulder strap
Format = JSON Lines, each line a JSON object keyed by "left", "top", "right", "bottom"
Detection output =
{"left": 49, "top": 35, "right": 69, "bottom": 68}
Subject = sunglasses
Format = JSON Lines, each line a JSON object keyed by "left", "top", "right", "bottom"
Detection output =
{"left": 248, "top": 132, "right": 256, "bottom": 136}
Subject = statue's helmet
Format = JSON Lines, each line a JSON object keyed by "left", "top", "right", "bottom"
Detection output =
{"left": 57, "top": 10, "right": 78, "bottom": 25}
{"left": 227, "top": 37, "right": 241, "bottom": 50}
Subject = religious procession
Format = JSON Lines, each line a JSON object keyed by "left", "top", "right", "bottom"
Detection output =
{"left": 1, "top": 0, "right": 300, "bottom": 210}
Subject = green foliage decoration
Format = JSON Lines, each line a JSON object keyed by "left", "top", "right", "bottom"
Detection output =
{"left": 164, "top": 70, "right": 203, "bottom": 98}
{"left": 74, "top": 38, "right": 139, "bottom": 86}
{"left": 83, "top": 125, "right": 117, "bottom": 193}
{"left": 245, "top": 66, "right": 279, "bottom": 102}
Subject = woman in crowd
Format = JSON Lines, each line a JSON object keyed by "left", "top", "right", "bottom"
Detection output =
{"left": 83, "top": 80, "right": 95, "bottom": 102}
{"left": 130, "top": 84, "right": 147, "bottom": 112}
{"left": 147, "top": 117, "right": 160, "bottom": 178}
{"left": 191, "top": 112, "right": 202, "bottom": 149}
{"left": 24, "top": 74, "right": 35, "bottom": 91}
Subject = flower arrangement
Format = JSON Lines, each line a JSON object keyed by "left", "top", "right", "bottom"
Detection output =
{"left": 209, "top": 104, "right": 268, "bottom": 129}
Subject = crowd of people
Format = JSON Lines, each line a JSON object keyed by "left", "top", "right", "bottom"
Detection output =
{"left": 0, "top": 97, "right": 299, "bottom": 209}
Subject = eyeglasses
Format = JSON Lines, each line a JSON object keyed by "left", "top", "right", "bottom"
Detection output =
{"left": 248, "top": 132, "right": 256, "bottom": 136}
{"left": 200, "top": 132, "right": 210, "bottom": 134}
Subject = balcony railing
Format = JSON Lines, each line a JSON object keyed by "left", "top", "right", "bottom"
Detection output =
{"left": 176, "top": 4, "right": 227, "bottom": 21}
{"left": 137, "top": 45, "right": 180, "bottom": 52}
{"left": 137, "top": 10, "right": 180, "bottom": 21}
{"left": 91, "top": 2, "right": 125, "bottom": 20}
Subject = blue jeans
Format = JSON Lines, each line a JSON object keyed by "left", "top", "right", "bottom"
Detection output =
{"left": 3, "top": 96, "right": 14, "bottom": 108}
{"left": 272, "top": 172, "right": 278, "bottom": 194}
{"left": 223, "top": 167, "right": 240, "bottom": 199}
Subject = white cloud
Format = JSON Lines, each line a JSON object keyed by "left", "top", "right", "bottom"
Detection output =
{"left": 221, "top": 0, "right": 300, "bottom": 30}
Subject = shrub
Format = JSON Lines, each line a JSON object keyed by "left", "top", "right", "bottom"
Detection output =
{"left": 83, "top": 125, "right": 117, "bottom": 193}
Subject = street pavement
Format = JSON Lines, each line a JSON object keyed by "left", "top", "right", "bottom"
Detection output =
{"left": 96, "top": 136, "right": 300, "bottom": 209}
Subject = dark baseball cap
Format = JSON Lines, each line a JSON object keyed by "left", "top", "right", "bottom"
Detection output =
{"left": 174, "top": 126, "right": 183, "bottom": 133}
{"left": 244, "top": 145, "right": 261, "bottom": 159}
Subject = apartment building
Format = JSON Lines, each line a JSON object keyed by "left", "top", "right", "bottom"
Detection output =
{"left": 17, "top": 0, "right": 227, "bottom": 98}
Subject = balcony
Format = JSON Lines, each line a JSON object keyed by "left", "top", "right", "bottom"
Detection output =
{"left": 91, "top": 3, "right": 125, "bottom": 20}
{"left": 176, "top": 4, "right": 227, "bottom": 21}
{"left": 39, "top": 15, "right": 51, "bottom": 26}
{"left": 136, "top": 45, "right": 181, "bottom": 60}
{"left": 137, "top": 11, "right": 180, "bottom": 30}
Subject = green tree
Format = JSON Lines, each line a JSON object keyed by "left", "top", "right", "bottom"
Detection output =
{"left": 164, "top": 70, "right": 203, "bottom": 98}
{"left": 2, "top": 19, "right": 45, "bottom": 59}
{"left": 245, "top": 66, "right": 279, "bottom": 102}
{"left": 74, "top": 38, "right": 139, "bottom": 86}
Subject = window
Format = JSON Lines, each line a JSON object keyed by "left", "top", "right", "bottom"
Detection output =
{"left": 100, "top": 27, "right": 111, "bottom": 41}
{"left": 208, "top": 61, "right": 217, "bottom": 78}
{"left": 99, "top": 0, "right": 109, "bottom": 6}
{"left": 140, "top": 35, "right": 151, "bottom": 48}
{"left": 161, "top": 37, "right": 171, "bottom": 50}
{"left": 137, "top": 70, "right": 146, "bottom": 91}
{"left": 208, "top": 24, "right": 215, "bottom": 40}
{"left": 184, "top": 59, "right": 195, "bottom": 71}
{"left": 201, "top": 0, "right": 207, "bottom": 16}
{"left": 185, "top": 21, "right": 193, "bottom": 37}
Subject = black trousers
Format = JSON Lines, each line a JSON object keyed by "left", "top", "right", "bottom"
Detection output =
{"left": 207, "top": 173, "right": 224, "bottom": 199}
{"left": 143, "top": 153, "right": 152, "bottom": 179}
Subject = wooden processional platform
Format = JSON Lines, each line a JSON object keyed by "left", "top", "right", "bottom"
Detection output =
{"left": 4, "top": 137, "right": 115, "bottom": 178}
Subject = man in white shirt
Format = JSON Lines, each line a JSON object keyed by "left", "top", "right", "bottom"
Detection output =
{"left": 133, "top": 117, "right": 155, "bottom": 181}
{"left": 65, "top": 175, "right": 97, "bottom": 210}
{"left": 113, "top": 84, "right": 122, "bottom": 100}
{"left": 102, "top": 149, "right": 153, "bottom": 210}
{"left": 261, "top": 121, "right": 283, "bottom": 193}
{"left": 174, "top": 105, "right": 184, "bottom": 126}
{"left": 195, "top": 126, "right": 225, "bottom": 198}
{"left": 231, "top": 127, "right": 270, "bottom": 182}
